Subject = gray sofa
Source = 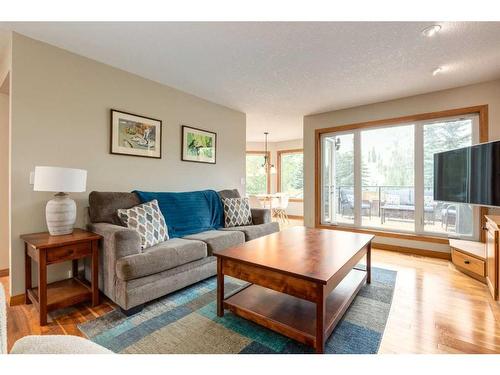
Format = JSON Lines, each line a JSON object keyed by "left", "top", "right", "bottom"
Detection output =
{"left": 86, "top": 189, "right": 279, "bottom": 315}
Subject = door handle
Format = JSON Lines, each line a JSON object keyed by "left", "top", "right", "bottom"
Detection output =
{"left": 464, "top": 260, "right": 470, "bottom": 265}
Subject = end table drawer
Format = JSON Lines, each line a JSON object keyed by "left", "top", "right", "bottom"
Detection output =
{"left": 47, "top": 242, "right": 92, "bottom": 264}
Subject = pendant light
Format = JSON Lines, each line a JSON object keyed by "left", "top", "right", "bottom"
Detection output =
{"left": 262, "top": 132, "right": 277, "bottom": 174}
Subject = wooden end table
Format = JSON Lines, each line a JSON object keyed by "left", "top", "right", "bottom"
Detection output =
{"left": 20, "top": 228, "right": 102, "bottom": 326}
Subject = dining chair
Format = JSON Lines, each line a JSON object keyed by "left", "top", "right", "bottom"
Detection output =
{"left": 272, "top": 193, "right": 290, "bottom": 223}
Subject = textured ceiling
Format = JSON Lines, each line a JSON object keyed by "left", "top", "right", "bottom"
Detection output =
{"left": 2, "top": 22, "right": 500, "bottom": 141}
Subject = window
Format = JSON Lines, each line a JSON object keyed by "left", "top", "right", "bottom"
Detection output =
{"left": 361, "top": 125, "right": 415, "bottom": 231}
{"left": 278, "top": 149, "right": 303, "bottom": 200}
{"left": 319, "top": 110, "right": 482, "bottom": 240}
{"left": 246, "top": 152, "right": 269, "bottom": 195}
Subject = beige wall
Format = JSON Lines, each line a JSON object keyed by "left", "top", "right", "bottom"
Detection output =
{"left": 304, "top": 79, "right": 500, "bottom": 252}
{"left": 246, "top": 138, "right": 303, "bottom": 216}
{"left": 0, "top": 33, "right": 11, "bottom": 89}
{"left": 0, "top": 92, "right": 8, "bottom": 271}
{"left": 9, "top": 34, "right": 246, "bottom": 296}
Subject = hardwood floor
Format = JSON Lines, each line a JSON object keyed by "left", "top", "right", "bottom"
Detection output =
{"left": 1, "top": 275, "right": 114, "bottom": 352}
{"left": 2, "top": 220, "right": 500, "bottom": 353}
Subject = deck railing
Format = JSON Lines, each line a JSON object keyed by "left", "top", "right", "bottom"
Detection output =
{"left": 322, "top": 185, "right": 435, "bottom": 218}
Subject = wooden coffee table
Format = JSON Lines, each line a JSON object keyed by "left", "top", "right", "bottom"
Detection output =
{"left": 214, "top": 226, "right": 373, "bottom": 353}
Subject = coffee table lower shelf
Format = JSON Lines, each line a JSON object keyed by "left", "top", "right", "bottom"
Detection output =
{"left": 223, "top": 268, "right": 367, "bottom": 349}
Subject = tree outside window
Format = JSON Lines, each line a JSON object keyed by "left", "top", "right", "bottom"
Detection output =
{"left": 279, "top": 150, "right": 303, "bottom": 199}
{"left": 246, "top": 153, "right": 269, "bottom": 195}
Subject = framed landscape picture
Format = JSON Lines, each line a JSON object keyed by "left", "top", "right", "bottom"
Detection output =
{"left": 181, "top": 125, "right": 217, "bottom": 164}
{"left": 110, "top": 109, "right": 162, "bottom": 159}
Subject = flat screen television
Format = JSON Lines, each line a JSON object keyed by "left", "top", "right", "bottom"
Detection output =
{"left": 434, "top": 140, "right": 500, "bottom": 207}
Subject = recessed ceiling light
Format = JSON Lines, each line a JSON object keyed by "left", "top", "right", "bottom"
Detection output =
{"left": 432, "top": 67, "right": 443, "bottom": 76}
{"left": 422, "top": 24, "right": 442, "bottom": 37}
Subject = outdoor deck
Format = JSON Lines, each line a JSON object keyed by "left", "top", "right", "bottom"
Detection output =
{"left": 335, "top": 214, "right": 452, "bottom": 234}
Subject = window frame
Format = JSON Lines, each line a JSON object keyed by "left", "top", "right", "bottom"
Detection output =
{"left": 246, "top": 150, "right": 271, "bottom": 195}
{"left": 314, "top": 105, "right": 489, "bottom": 244}
{"left": 277, "top": 148, "right": 304, "bottom": 202}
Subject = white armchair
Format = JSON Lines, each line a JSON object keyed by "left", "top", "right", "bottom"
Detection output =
{"left": 0, "top": 285, "right": 111, "bottom": 354}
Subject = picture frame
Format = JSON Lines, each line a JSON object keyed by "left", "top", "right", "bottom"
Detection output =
{"left": 110, "top": 109, "right": 162, "bottom": 159}
{"left": 181, "top": 125, "right": 217, "bottom": 164}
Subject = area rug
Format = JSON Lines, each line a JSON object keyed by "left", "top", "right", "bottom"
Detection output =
{"left": 78, "top": 267, "right": 396, "bottom": 354}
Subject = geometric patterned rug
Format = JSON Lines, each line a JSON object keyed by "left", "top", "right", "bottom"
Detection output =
{"left": 78, "top": 267, "right": 396, "bottom": 354}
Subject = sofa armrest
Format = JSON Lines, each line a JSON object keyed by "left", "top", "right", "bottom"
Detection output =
{"left": 86, "top": 223, "right": 141, "bottom": 303}
{"left": 88, "top": 222, "right": 141, "bottom": 259}
{"left": 251, "top": 208, "right": 272, "bottom": 225}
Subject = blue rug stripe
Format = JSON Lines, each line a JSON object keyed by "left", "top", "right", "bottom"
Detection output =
{"left": 91, "top": 279, "right": 218, "bottom": 350}
{"left": 197, "top": 302, "right": 290, "bottom": 352}
{"left": 239, "top": 341, "right": 279, "bottom": 354}
{"left": 94, "top": 304, "right": 192, "bottom": 352}
{"left": 325, "top": 320, "right": 381, "bottom": 354}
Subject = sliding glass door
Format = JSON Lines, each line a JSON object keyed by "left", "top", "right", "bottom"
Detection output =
{"left": 321, "top": 133, "right": 355, "bottom": 225}
{"left": 320, "top": 114, "right": 480, "bottom": 240}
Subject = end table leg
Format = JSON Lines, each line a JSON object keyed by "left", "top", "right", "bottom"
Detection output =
{"left": 217, "top": 257, "right": 224, "bottom": 317}
{"left": 91, "top": 240, "right": 99, "bottom": 306}
{"left": 24, "top": 244, "right": 32, "bottom": 305}
{"left": 38, "top": 249, "right": 47, "bottom": 326}
{"left": 72, "top": 259, "right": 79, "bottom": 279}
{"left": 316, "top": 286, "right": 325, "bottom": 354}
{"left": 367, "top": 242, "right": 372, "bottom": 284}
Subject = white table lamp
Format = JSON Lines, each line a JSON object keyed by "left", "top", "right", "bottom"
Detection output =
{"left": 33, "top": 166, "right": 87, "bottom": 236}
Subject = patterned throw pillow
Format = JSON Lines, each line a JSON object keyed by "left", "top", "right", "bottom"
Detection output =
{"left": 117, "top": 199, "right": 169, "bottom": 250}
{"left": 222, "top": 198, "right": 253, "bottom": 228}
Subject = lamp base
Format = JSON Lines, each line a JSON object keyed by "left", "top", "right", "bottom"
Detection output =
{"left": 46, "top": 193, "right": 76, "bottom": 236}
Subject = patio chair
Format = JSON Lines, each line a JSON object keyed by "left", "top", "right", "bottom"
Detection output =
{"left": 441, "top": 203, "right": 457, "bottom": 231}
{"left": 340, "top": 189, "right": 371, "bottom": 218}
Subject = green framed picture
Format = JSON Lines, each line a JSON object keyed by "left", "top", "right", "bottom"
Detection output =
{"left": 181, "top": 125, "right": 217, "bottom": 164}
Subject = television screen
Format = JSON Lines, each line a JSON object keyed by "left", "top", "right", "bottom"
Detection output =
{"left": 434, "top": 140, "right": 500, "bottom": 207}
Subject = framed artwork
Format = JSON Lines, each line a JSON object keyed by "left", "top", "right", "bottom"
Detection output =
{"left": 110, "top": 109, "right": 162, "bottom": 159}
{"left": 181, "top": 125, "right": 217, "bottom": 164}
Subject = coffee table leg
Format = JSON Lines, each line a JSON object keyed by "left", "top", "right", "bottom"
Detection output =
{"left": 367, "top": 242, "right": 372, "bottom": 284}
{"left": 217, "top": 257, "right": 224, "bottom": 317}
{"left": 316, "top": 286, "right": 325, "bottom": 354}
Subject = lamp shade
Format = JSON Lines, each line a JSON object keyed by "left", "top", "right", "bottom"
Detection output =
{"left": 33, "top": 166, "right": 87, "bottom": 193}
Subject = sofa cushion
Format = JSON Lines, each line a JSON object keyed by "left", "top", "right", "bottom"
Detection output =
{"left": 221, "top": 198, "right": 252, "bottom": 228}
{"left": 115, "top": 238, "right": 207, "bottom": 281}
{"left": 218, "top": 189, "right": 241, "bottom": 199}
{"left": 221, "top": 222, "right": 280, "bottom": 241}
{"left": 89, "top": 191, "right": 141, "bottom": 225}
{"left": 250, "top": 208, "right": 272, "bottom": 225}
{"left": 117, "top": 199, "right": 169, "bottom": 250}
{"left": 183, "top": 230, "right": 244, "bottom": 255}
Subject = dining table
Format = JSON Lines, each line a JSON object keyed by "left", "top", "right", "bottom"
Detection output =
{"left": 255, "top": 193, "right": 279, "bottom": 210}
